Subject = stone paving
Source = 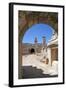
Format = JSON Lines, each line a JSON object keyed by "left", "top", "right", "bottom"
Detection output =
{"left": 22, "top": 54, "right": 58, "bottom": 78}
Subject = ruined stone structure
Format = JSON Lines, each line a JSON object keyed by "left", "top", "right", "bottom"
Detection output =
{"left": 47, "top": 32, "right": 58, "bottom": 65}
{"left": 18, "top": 11, "right": 58, "bottom": 79}
{"left": 22, "top": 37, "right": 47, "bottom": 55}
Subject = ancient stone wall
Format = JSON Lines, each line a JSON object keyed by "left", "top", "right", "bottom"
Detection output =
{"left": 22, "top": 43, "right": 42, "bottom": 55}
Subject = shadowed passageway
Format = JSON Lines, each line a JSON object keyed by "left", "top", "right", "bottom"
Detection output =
{"left": 22, "top": 66, "right": 58, "bottom": 79}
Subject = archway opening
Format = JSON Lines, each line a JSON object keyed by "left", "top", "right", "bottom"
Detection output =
{"left": 22, "top": 23, "right": 55, "bottom": 55}
{"left": 18, "top": 11, "right": 58, "bottom": 79}
{"left": 30, "top": 48, "right": 35, "bottom": 54}
{"left": 22, "top": 23, "right": 53, "bottom": 44}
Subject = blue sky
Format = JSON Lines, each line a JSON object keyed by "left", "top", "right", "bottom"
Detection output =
{"left": 22, "top": 23, "right": 53, "bottom": 44}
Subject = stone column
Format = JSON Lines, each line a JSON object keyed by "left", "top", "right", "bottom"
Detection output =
{"left": 18, "top": 42, "right": 22, "bottom": 79}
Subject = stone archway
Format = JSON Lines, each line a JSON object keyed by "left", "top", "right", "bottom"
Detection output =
{"left": 30, "top": 48, "right": 35, "bottom": 54}
{"left": 19, "top": 11, "right": 58, "bottom": 41}
{"left": 18, "top": 11, "right": 58, "bottom": 79}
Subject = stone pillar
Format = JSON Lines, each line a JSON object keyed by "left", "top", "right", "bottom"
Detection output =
{"left": 18, "top": 42, "right": 22, "bottom": 79}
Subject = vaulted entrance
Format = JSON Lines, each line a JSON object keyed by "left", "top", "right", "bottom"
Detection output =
{"left": 30, "top": 48, "right": 35, "bottom": 54}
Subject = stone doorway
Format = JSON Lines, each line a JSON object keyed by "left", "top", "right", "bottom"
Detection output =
{"left": 51, "top": 48, "right": 58, "bottom": 64}
{"left": 30, "top": 48, "right": 35, "bottom": 54}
